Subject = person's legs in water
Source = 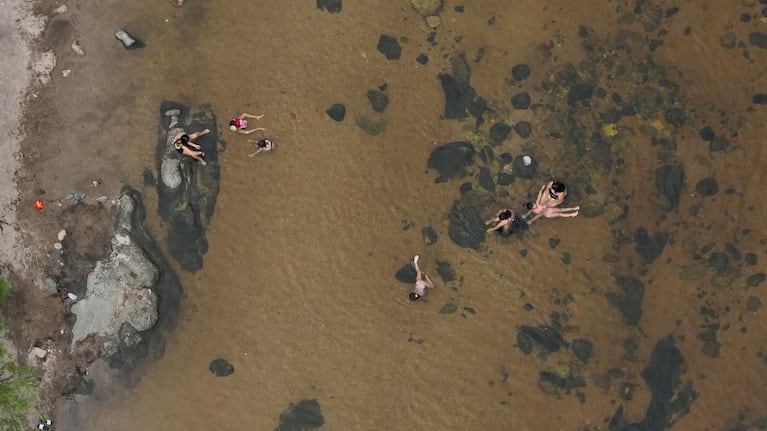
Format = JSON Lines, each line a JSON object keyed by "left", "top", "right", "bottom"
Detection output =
{"left": 188, "top": 128, "right": 210, "bottom": 140}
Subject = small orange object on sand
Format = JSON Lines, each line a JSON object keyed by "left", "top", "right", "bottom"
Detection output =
{"left": 34, "top": 199, "right": 45, "bottom": 210}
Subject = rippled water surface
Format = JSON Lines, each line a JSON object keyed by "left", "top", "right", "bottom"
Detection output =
{"left": 55, "top": 1, "right": 767, "bottom": 430}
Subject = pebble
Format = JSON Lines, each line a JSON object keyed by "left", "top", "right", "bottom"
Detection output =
{"left": 61, "top": 69, "right": 71, "bottom": 78}
{"left": 53, "top": 242, "right": 62, "bottom": 250}
{"left": 57, "top": 230, "right": 67, "bottom": 241}
{"left": 73, "top": 192, "right": 86, "bottom": 201}
{"left": 44, "top": 278, "right": 57, "bottom": 289}
{"left": 96, "top": 196, "right": 108, "bottom": 203}
{"left": 67, "top": 292, "right": 78, "bottom": 301}
{"left": 53, "top": 5, "right": 67, "bottom": 14}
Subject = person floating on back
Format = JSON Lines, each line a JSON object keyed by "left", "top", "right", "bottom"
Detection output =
{"left": 229, "top": 113, "right": 265, "bottom": 135}
{"left": 248, "top": 138, "right": 275, "bottom": 157}
{"left": 523, "top": 180, "right": 579, "bottom": 224}
{"left": 486, "top": 208, "right": 516, "bottom": 234}
{"left": 173, "top": 129, "right": 209, "bottom": 166}
{"left": 409, "top": 255, "right": 435, "bottom": 302}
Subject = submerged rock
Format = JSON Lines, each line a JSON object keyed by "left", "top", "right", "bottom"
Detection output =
{"left": 435, "top": 260, "right": 455, "bottom": 282}
{"left": 489, "top": 122, "right": 512, "bottom": 144}
{"left": 209, "top": 358, "right": 234, "bottom": 377}
{"left": 276, "top": 399, "right": 325, "bottom": 431}
{"left": 410, "top": 0, "right": 442, "bottom": 17}
{"left": 427, "top": 141, "right": 475, "bottom": 182}
{"left": 511, "top": 64, "right": 530, "bottom": 81}
{"left": 366, "top": 89, "right": 389, "bottom": 112}
{"left": 695, "top": 176, "right": 719, "bottom": 196}
{"left": 355, "top": 115, "right": 387, "bottom": 135}
{"left": 325, "top": 104, "right": 346, "bottom": 122}
{"left": 606, "top": 275, "right": 645, "bottom": 325}
{"left": 447, "top": 202, "right": 485, "bottom": 249}
{"left": 608, "top": 335, "right": 696, "bottom": 430}
{"left": 316, "top": 0, "right": 342, "bottom": 13}
{"left": 438, "top": 73, "right": 477, "bottom": 119}
{"left": 156, "top": 102, "right": 220, "bottom": 272}
{"left": 377, "top": 34, "right": 401, "bottom": 60}
{"left": 633, "top": 227, "right": 668, "bottom": 263}
{"left": 518, "top": 325, "right": 569, "bottom": 352}
{"left": 655, "top": 164, "right": 684, "bottom": 211}
{"left": 571, "top": 338, "right": 594, "bottom": 363}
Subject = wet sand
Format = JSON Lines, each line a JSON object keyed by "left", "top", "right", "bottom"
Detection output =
{"left": 8, "top": 1, "right": 767, "bottom": 430}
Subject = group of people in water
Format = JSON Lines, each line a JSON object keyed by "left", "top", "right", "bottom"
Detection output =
{"left": 172, "top": 112, "right": 275, "bottom": 165}
{"left": 172, "top": 114, "right": 574, "bottom": 304}
{"left": 409, "top": 180, "right": 579, "bottom": 301}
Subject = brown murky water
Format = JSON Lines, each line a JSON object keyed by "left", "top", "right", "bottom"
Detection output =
{"left": 54, "top": 1, "right": 767, "bottom": 430}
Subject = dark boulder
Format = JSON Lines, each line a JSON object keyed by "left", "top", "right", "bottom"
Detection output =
{"left": 367, "top": 89, "right": 389, "bottom": 112}
{"left": 209, "top": 358, "right": 234, "bottom": 377}
{"left": 511, "top": 92, "right": 532, "bottom": 109}
{"left": 571, "top": 338, "right": 594, "bottom": 363}
{"left": 325, "top": 104, "right": 346, "bottom": 122}
{"left": 512, "top": 154, "right": 538, "bottom": 179}
{"left": 447, "top": 202, "right": 486, "bottom": 249}
{"left": 316, "top": 0, "right": 342, "bottom": 13}
{"left": 275, "top": 399, "right": 325, "bottom": 431}
{"left": 438, "top": 73, "right": 477, "bottom": 119}
{"left": 511, "top": 64, "right": 531, "bottom": 81}
{"left": 478, "top": 167, "right": 495, "bottom": 192}
{"left": 749, "top": 31, "right": 767, "bottom": 49}
{"left": 567, "top": 83, "right": 594, "bottom": 104}
{"left": 395, "top": 263, "right": 417, "bottom": 283}
{"left": 436, "top": 260, "right": 456, "bottom": 282}
{"left": 427, "top": 141, "right": 475, "bottom": 182}
{"left": 156, "top": 102, "right": 220, "bottom": 272}
{"left": 695, "top": 177, "right": 719, "bottom": 196}
{"left": 489, "top": 122, "right": 512, "bottom": 144}
{"left": 377, "top": 34, "right": 401, "bottom": 60}
{"left": 514, "top": 121, "right": 532, "bottom": 138}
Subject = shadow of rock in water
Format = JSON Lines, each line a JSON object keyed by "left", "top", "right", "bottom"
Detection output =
{"left": 156, "top": 101, "right": 220, "bottom": 272}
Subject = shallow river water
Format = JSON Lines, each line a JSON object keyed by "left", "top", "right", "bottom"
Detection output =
{"left": 53, "top": 1, "right": 767, "bottom": 430}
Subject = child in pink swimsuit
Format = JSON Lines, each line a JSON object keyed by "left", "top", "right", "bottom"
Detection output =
{"left": 229, "top": 113, "right": 265, "bottom": 135}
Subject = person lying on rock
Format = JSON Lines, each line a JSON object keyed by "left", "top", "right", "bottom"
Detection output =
{"left": 248, "top": 138, "right": 275, "bottom": 157}
{"left": 409, "top": 255, "right": 435, "bottom": 302}
{"left": 173, "top": 129, "right": 209, "bottom": 166}
{"left": 229, "top": 112, "right": 265, "bottom": 134}
{"left": 523, "top": 180, "right": 579, "bottom": 224}
{"left": 486, "top": 208, "right": 516, "bottom": 234}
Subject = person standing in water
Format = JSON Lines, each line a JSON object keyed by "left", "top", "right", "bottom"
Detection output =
{"left": 229, "top": 112, "right": 265, "bottom": 135}
{"left": 173, "top": 129, "right": 209, "bottom": 166}
{"left": 409, "top": 255, "right": 435, "bottom": 301}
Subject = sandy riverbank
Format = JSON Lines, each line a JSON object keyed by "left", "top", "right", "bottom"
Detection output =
{"left": 0, "top": 0, "right": 139, "bottom": 423}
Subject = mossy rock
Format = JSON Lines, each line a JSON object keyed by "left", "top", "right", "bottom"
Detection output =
{"left": 579, "top": 200, "right": 605, "bottom": 217}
